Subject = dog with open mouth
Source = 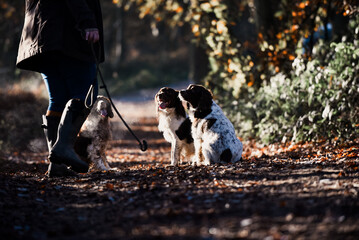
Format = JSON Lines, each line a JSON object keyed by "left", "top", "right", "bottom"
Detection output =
{"left": 74, "top": 95, "right": 114, "bottom": 171}
{"left": 155, "top": 87, "right": 194, "bottom": 165}
{"left": 179, "top": 84, "right": 243, "bottom": 165}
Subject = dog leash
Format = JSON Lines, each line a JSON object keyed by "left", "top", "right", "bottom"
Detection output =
{"left": 87, "top": 43, "right": 148, "bottom": 152}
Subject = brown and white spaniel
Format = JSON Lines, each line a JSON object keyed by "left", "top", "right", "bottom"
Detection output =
{"left": 74, "top": 95, "right": 114, "bottom": 171}
{"left": 179, "top": 84, "right": 243, "bottom": 165}
{"left": 155, "top": 87, "right": 194, "bottom": 165}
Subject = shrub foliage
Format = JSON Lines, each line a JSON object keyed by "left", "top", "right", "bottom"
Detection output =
{"left": 227, "top": 14, "right": 359, "bottom": 143}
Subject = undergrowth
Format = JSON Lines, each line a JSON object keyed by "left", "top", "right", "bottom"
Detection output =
{"left": 226, "top": 15, "right": 359, "bottom": 144}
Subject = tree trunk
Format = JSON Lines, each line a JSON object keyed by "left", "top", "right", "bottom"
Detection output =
{"left": 189, "top": 44, "right": 209, "bottom": 84}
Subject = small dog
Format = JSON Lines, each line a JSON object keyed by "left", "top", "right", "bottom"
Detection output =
{"left": 179, "top": 84, "right": 243, "bottom": 165}
{"left": 74, "top": 96, "right": 114, "bottom": 171}
{"left": 155, "top": 87, "right": 194, "bottom": 165}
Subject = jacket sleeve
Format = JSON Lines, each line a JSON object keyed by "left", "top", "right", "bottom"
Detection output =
{"left": 65, "top": 0, "right": 98, "bottom": 31}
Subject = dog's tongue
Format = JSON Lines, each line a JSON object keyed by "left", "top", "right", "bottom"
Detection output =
{"left": 159, "top": 102, "right": 167, "bottom": 109}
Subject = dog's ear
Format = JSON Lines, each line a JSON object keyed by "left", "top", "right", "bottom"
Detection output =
{"left": 108, "top": 104, "right": 114, "bottom": 118}
{"left": 198, "top": 87, "right": 213, "bottom": 110}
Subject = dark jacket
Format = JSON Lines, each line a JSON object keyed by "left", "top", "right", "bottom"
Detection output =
{"left": 16, "top": 0, "right": 104, "bottom": 72}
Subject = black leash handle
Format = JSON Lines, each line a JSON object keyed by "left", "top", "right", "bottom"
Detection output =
{"left": 90, "top": 43, "right": 148, "bottom": 152}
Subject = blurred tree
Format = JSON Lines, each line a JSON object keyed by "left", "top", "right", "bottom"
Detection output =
{"left": 189, "top": 44, "right": 209, "bottom": 83}
{"left": 114, "top": 0, "right": 357, "bottom": 98}
{"left": 0, "top": 0, "right": 24, "bottom": 81}
{"left": 2, "top": 0, "right": 357, "bottom": 97}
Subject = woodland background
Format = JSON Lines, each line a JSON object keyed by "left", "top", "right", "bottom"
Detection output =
{"left": 0, "top": 0, "right": 358, "bottom": 152}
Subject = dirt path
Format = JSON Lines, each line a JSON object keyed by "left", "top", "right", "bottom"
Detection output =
{"left": 0, "top": 93, "right": 359, "bottom": 240}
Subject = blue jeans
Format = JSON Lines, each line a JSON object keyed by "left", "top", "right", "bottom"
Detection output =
{"left": 40, "top": 53, "right": 98, "bottom": 112}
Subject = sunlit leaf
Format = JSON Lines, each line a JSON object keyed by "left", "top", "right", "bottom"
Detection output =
{"left": 216, "top": 20, "right": 226, "bottom": 34}
{"left": 175, "top": 6, "right": 183, "bottom": 13}
{"left": 298, "top": 2, "right": 306, "bottom": 9}
{"left": 106, "top": 183, "right": 114, "bottom": 190}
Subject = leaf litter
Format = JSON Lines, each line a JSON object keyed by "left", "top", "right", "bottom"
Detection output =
{"left": 0, "top": 116, "right": 358, "bottom": 240}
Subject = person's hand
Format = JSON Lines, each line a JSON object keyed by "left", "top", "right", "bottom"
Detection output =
{"left": 85, "top": 28, "right": 99, "bottom": 43}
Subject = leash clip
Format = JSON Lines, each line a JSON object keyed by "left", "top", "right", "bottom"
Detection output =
{"left": 140, "top": 140, "right": 148, "bottom": 152}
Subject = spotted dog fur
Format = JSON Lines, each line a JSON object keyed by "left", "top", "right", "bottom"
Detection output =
{"left": 74, "top": 96, "right": 114, "bottom": 171}
{"left": 179, "top": 84, "right": 243, "bottom": 165}
{"left": 155, "top": 87, "right": 194, "bottom": 165}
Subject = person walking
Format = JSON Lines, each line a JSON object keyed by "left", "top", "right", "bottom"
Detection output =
{"left": 16, "top": 0, "right": 105, "bottom": 177}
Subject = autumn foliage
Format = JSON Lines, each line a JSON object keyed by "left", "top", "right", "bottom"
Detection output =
{"left": 1, "top": 0, "right": 358, "bottom": 144}
{"left": 115, "top": 0, "right": 358, "bottom": 143}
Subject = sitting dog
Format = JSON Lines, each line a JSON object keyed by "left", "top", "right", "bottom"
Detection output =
{"left": 155, "top": 87, "right": 194, "bottom": 165}
{"left": 179, "top": 84, "right": 243, "bottom": 165}
{"left": 74, "top": 95, "right": 114, "bottom": 171}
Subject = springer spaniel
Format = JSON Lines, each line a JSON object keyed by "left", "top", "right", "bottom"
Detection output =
{"left": 155, "top": 87, "right": 194, "bottom": 165}
{"left": 179, "top": 84, "right": 243, "bottom": 165}
{"left": 74, "top": 96, "right": 114, "bottom": 171}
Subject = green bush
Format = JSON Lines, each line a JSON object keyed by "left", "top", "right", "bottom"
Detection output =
{"left": 226, "top": 16, "right": 359, "bottom": 143}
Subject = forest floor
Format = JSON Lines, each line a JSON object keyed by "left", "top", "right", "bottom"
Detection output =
{"left": 1, "top": 92, "right": 359, "bottom": 240}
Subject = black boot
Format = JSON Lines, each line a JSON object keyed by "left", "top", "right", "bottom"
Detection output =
{"left": 49, "top": 99, "right": 89, "bottom": 173}
{"left": 42, "top": 115, "right": 76, "bottom": 177}
{"left": 42, "top": 115, "right": 60, "bottom": 151}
